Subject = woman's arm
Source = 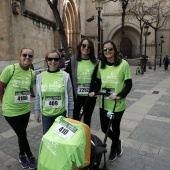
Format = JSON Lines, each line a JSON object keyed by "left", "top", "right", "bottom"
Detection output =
{"left": 0, "top": 82, "right": 6, "bottom": 103}
{"left": 34, "top": 75, "right": 41, "bottom": 123}
{"left": 67, "top": 76, "right": 74, "bottom": 118}
{"left": 89, "top": 63, "right": 101, "bottom": 94}
{"left": 117, "top": 79, "right": 132, "bottom": 98}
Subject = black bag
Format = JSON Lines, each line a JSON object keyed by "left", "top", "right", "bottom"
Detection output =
{"left": 89, "top": 134, "right": 106, "bottom": 170}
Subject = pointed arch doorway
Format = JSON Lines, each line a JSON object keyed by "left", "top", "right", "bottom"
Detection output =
{"left": 120, "top": 37, "right": 132, "bottom": 59}
{"left": 63, "top": 0, "right": 80, "bottom": 55}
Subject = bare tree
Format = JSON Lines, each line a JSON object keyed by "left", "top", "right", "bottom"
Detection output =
{"left": 142, "top": 0, "right": 170, "bottom": 70}
{"left": 46, "top": 0, "right": 70, "bottom": 60}
{"left": 128, "top": 0, "right": 170, "bottom": 70}
{"left": 128, "top": 0, "right": 149, "bottom": 57}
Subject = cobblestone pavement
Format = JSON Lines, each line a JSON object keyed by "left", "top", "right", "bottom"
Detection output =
{"left": 1, "top": 66, "right": 170, "bottom": 170}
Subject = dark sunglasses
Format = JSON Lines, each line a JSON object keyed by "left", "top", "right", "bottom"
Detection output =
{"left": 81, "top": 44, "right": 90, "bottom": 49}
{"left": 47, "top": 58, "right": 60, "bottom": 62}
{"left": 103, "top": 47, "right": 113, "bottom": 52}
{"left": 22, "top": 54, "right": 33, "bottom": 58}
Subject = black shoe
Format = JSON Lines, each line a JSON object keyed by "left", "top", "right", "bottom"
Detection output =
{"left": 109, "top": 146, "right": 117, "bottom": 161}
{"left": 19, "top": 155, "right": 29, "bottom": 169}
{"left": 117, "top": 140, "right": 123, "bottom": 157}
{"left": 28, "top": 156, "right": 37, "bottom": 170}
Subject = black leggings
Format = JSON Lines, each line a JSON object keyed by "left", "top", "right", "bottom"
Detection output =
{"left": 73, "top": 96, "right": 96, "bottom": 127}
{"left": 4, "top": 112, "right": 32, "bottom": 157}
{"left": 100, "top": 108, "right": 124, "bottom": 149}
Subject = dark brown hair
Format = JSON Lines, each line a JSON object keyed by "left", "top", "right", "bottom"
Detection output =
{"left": 76, "top": 38, "right": 96, "bottom": 64}
{"left": 101, "top": 40, "right": 122, "bottom": 69}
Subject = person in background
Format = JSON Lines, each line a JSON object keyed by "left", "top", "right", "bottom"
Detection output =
{"left": 89, "top": 40, "right": 132, "bottom": 161}
{"left": 163, "top": 55, "right": 169, "bottom": 70}
{"left": 142, "top": 55, "right": 148, "bottom": 72}
{"left": 0, "top": 48, "right": 36, "bottom": 169}
{"left": 59, "top": 49, "right": 66, "bottom": 70}
{"left": 65, "top": 38, "right": 98, "bottom": 127}
{"left": 68, "top": 46, "right": 74, "bottom": 57}
{"left": 34, "top": 49, "right": 74, "bottom": 134}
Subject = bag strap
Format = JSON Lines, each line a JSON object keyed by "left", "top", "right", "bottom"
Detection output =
{"left": 6, "top": 64, "right": 15, "bottom": 85}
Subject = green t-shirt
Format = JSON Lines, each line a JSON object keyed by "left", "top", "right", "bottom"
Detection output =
{"left": 0, "top": 63, "right": 35, "bottom": 117}
{"left": 97, "top": 60, "right": 132, "bottom": 112}
{"left": 77, "top": 59, "right": 95, "bottom": 96}
{"left": 41, "top": 71, "right": 65, "bottom": 116}
{"left": 38, "top": 116, "right": 86, "bottom": 170}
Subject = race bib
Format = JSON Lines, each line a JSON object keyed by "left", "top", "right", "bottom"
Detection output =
{"left": 101, "top": 88, "right": 115, "bottom": 99}
{"left": 45, "top": 96, "right": 62, "bottom": 108}
{"left": 77, "top": 84, "right": 90, "bottom": 95}
{"left": 53, "top": 119, "right": 78, "bottom": 141}
{"left": 14, "top": 91, "right": 30, "bottom": 103}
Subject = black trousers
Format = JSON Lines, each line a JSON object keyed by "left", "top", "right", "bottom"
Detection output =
{"left": 73, "top": 95, "right": 96, "bottom": 127}
{"left": 4, "top": 112, "right": 32, "bottom": 157}
{"left": 100, "top": 108, "right": 124, "bottom": 149}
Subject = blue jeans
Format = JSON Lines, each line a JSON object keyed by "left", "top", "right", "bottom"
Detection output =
{"left": 42, "top": 111, "right": 66, "bottom": 135}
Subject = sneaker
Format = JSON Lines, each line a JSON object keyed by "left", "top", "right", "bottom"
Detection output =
{"left": 19, "top": 155, "right": 29, "bottom": 169}
{"left": 109, "top": 146, "right": 117, "bottom": 161}
{"left": 117, "top": 140, "right": 123, "bottom": 157}
{"left": 28, "top": 156, "right": 37, "bottom": 170}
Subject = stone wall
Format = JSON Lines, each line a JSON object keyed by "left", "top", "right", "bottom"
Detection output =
{"left": 0, "top": 0, "right": 56, "bottom": 72}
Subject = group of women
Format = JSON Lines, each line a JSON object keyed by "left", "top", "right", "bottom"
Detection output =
{"left": 0, "top": 38, "right": 132, "bottom": 169}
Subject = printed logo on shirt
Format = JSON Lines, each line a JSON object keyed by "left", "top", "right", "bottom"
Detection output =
{"left": 13, "top": 79, "right": 31, "bottom": 88}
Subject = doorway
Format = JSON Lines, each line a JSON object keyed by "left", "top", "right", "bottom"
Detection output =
{"left": 120, "top": 37, "right": 132, "bottom": 59}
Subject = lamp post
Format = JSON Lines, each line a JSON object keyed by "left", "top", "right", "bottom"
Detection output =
{"left": 143, "top": 23, "right": 151, "bottom": 74}
{"left": 110, "top": 0, "right": 129, "bottom": 52}
{"left": 120, "top": 0, "right": 129, "bottom": 43}
{"left": 159, "top": 35, "right": 164, "bottom": 67}
{"left": 95, "top": 0, "right": 103, "bottom": 57}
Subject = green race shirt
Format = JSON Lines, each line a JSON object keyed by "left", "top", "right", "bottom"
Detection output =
{"left": 0, "top": 64, "right": 34, "bottom": 117}
{"left": 41, "top": 71, "right": 65, "bottom": 116}
{"left": 77, "top": 59, "right": 95, "bottom": 96}
{"left": 38, "top": 116, "right": 86, "bottom": 170}
{"left": 97, "top": 60, "right": 132, "bottom": 112}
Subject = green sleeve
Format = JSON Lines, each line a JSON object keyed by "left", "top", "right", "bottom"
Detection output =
{"left": 0, "top": 65, "right": 14, "bottom": 84}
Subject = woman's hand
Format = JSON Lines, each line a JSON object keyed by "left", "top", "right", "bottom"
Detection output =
{"left": 35, "top": 116, "right": 41, "bottom": 123}
{"left": 109, "top": 94, "right": 121, "bottom": 100}
{"left": 89, "top": 92, "right": 95, "bottom": 97}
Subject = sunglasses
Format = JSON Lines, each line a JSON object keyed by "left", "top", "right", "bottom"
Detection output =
{"left": 103, "top": 47, "right": 113, "bottom": 52}
{"left": 47, "top": 58, "right": 60, "bottom": 62}
{"left": 81, "top": 44, "right": 90, "bottom": 49}
{"left": 22, "top": 54, "right": 33, "bottom": 58}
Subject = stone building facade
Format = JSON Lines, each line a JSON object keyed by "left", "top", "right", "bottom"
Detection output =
{"left": 83, "top": 0, "right": 170, "bottom": 62}
{"left": 0, "top": 0, "right": 170, "bottom": 72}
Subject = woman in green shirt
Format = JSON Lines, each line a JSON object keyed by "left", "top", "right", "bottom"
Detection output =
{"left": 65, "top": 38, "right": 98, "bottom": 127}
{"left": 34, "top": 50, "right": 74, "bottom": 134}
{"left": 89, "top": 40, "right": 132, "bottom": 161}
{"left": 0, "top": 48, "right": 36, "bottom": 169}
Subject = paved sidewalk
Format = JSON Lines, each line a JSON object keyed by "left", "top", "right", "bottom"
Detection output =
{"left": 1, "top": 66, "right": 170, "bottom": 170}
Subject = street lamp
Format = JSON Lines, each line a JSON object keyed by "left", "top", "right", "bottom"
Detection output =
{"left": 120, "top": 0, "right": 129, "bottom": 43}
{"left": 110, "top": 0, "right": 130, "bottom": 52}
{"left": 95, "top": 0, "right": 103, "bottom": 57}
{"left": 143, "top": 23, "right": 151, "bottom": 74}
{"left": 159, "top": 35, "right": 164, "bottom": 67}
